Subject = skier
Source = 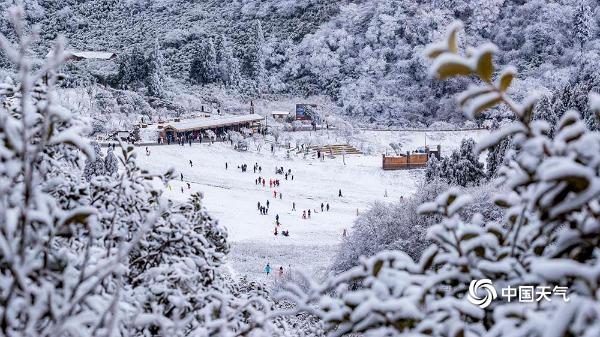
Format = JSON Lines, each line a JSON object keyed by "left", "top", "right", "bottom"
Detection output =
{"left": 262, "top": 179, "right": 266, "bottom": 187}
{"left": 292, "top": 202, "right": 296, "bottom": 211}
{"left": 273, "top": 190, "right": 277, "bottom": 198}
{"left": 278, "top": 266, "right": 284, "bottom": 278}
{"left": 187, "top": 182, "right": 191, "bottom": 189}
{"left": 257, "top": 201, "right": 261, "bottom": 210}
{"left": 180, "top": 173, "right": 183, "bottom": 181}
{"left": 266, "top": 200, "right": 270, "bottom": 208}
{"left": 338, "top": 189, "right": 343, "bottom": 197}
{"left": 274, "top": 227, "right": 278, "bottom": 236}
{"left": 226, "top": 162, "right": 228, "bottom": 170}
{"left": 308, "top": 210, "right": 311, "bottom": 219}
{"left": 326, "top": 203, "right": 330, "bottom": 211}
{"left": 302, "top": 210, "right": 306, "bottom": 219}
{"left": 276, "top": 214, "right": 279, "bottom": 222}
{"left": 279, "top": 192, "right": 282, "bottom": 200}
{"left": 321, "top": 203, "right": 324, "bottom": 212}
{"left": 259, "top": 166, "right": 262, "bottom": 173}
{"left": 343, "top": 229, "right": 347, "bottom": 237}
{"left": 189, "top": 160, "right": 193, "bottom": 167}
{"left": 264, "top": 263, "right": 272, "bottom": 275}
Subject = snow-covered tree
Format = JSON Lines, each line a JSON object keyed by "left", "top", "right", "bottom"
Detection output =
{"left": 253, "top": 20, "right": 267, "bottom": 94}
{"left": 425, "top": 138, "right": 485, "bottom": 186}
{"left": 104, "top": 146, "right": 119, "bottom": 176}
{"left": 83, "top": 141, "right": 106, "bottom": 180}
{"left": 146, "top": 39, "right": 167, "bottom": 97}
{"left": 189, "top": 38, "right": 218, "bottom": 85}
{"left": 218, "top": 36, "right": 242, "bottom": 87}
{"left": 119, "top": 46, "right": 147, "bottom": 89}
{"left": 253, "top": 132, "right": 264, "bottom": 152}
{"left": 227, "top": 130, "right": 243, "bottom": 148}
{"left": 485, "top": 136, "right": 511, "bottom": 178}
{"left": 573, "top": 1, "right": 594, "bottom": 48}
{"left": 0, "top": 8, "right": 148, "bottom": 337}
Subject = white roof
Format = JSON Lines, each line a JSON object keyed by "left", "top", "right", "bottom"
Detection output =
{"left": 164, "top": 114, "right": 263, "bottom": 131}
{"left": 271, "top": 111, "right": 289, "bottom": 115}
{"left": 46, "top": 50, "right": 116, "bottom": 60}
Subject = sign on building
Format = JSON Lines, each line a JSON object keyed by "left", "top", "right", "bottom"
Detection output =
{"left": 295, "top": 104, "right": 317, "bottom": 121}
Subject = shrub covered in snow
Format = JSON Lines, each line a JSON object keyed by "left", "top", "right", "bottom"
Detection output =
{"left": 331, "top": 180, "right": 502, "bottom": 276}
{"left": 425, "top": 137, "right": 486, "bottom": 187}
{"left": 331, "top": 180, "right": 447, "bottom": 273}
{"left": 278, "top": 22, "right": 600, "bottom": 337}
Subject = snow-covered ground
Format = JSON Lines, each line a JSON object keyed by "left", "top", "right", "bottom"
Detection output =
{"left": 134, "top": 129, "right": 488, "bottom": 282}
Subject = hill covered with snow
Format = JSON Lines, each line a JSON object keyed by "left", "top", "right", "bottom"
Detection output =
{"left": 1, "top": 0, "right": 599, "bottom": 128}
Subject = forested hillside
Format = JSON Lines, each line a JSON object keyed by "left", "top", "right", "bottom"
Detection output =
{"left": 1, "top": 0, "right": 598, "bottom": 128}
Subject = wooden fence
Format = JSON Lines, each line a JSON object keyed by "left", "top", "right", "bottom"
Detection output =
{"left": 382, "top": 146, "right": 441, "bottom": 170}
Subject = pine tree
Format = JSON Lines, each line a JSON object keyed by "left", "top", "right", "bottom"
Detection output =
{"left": 189, "top": 38, "right": 218, "bottom": 85}
{"left": 104, "top": 146, "right": 118, "bottom": 176}
{"left": 425, "top": 138, "right": 485, "bottom": 187}
{"left": 486, "top": 136, "right": 511, "bottom": 179}
{"left": 573, "top": 1, "right": 594, "bottom": 48}
{"left": 218, "top": 36, "right": 242, "bottom": 87}
{"left": 118, "top": 46, "right": 147, "bottom": 89}
{"left": 254, "top": 20, "right": 267, "bottom": 94}
{"left": 146, "top": 39, "right": 166, "bottom": 97}
{"left": 83, "top": 141, "right": 106, "bottom": 181}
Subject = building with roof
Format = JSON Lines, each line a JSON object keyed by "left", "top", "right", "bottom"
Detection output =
{"left": 46, "top": 50, "right": 117, "bottom": 61}
{"left": 154, "top": 114, "right": 264, "bottom": 144}
{"left": 271, "top": 111, "right": 289, "bottom": 121}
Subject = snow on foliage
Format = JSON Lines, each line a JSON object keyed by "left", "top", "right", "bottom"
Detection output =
{"left": 0, "top": 7, "right": 306, "bottom": 337}
{"left": 277, "top": 22, "right": 600, "bottom": 337}
{"left": 425, "top": 138, "right": 486, "bottom": 187}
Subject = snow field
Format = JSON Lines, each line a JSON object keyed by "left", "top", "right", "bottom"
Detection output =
{"left": 134, "top": 129, "right": 487, "bottom": 281}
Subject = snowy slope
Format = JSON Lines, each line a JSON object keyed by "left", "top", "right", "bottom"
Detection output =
{"left": 134, "top": 129, "right": 488, "bottom": 280}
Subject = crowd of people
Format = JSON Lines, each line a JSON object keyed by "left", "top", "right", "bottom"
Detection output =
{"left": 155, "top": 146, "right": 349, "bottom": 281}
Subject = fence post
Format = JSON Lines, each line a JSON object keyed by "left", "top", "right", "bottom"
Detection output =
{"left": 406, "top": 151, "right": 410, "bottom": 169}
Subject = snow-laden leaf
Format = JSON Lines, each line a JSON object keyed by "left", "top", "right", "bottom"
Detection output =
{"left": 473, "top": 43, "right": 497, "bottom": 82}
{"left": 464, "top": 91, "right": 501, "bottom": 119}
{"left": 497, "top": 66, "right": 516, "bottom": 92}
{"left": 429, "top": 53, "right": 472, "bottom": 80}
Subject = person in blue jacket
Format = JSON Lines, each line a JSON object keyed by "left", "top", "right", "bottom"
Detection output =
{"left": 264, "top": 263, "right": 272, "bottom": 275}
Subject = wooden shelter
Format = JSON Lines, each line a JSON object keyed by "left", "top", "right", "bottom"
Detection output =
{"left": 382, "top": 145, "right": 441, "bottom": 170}
{"left": 158, "top": 114, "right": 263, "bottom": 143}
